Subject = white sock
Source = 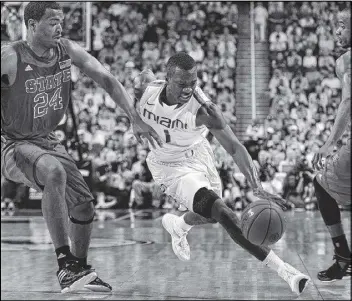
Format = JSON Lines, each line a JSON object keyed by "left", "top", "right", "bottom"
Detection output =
{"left": 176, "top": 214, "right": 193, "bottom": 232}
{"left": 263, "top": 250, "right": 285, "bottom": 273}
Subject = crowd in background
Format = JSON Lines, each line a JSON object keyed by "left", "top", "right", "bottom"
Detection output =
{"left": 1, "top": 2, "right": 350, "bottom": 213}
{"left": 244, "top": 1, "right": 350, "bottom": 210}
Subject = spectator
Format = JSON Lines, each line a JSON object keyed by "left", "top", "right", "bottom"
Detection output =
{"left": 318, "top": 30, "right": 335, "bottom": 54}
{"left": 291, "top": 70, "right": 309, "bottom": 94}
{"left": 253, "top": 2, "right": 268, "bottom": 42}
{"left": 245, "top": 119, "right": 265, "bottom": 141}
{"left": 287, "top": 49, "right": 303, "bottom": 76}
{"left": 189, "top": 38, "right": 205, "bottom": 62}
{"left": 271, "top": 52, "right": 287, "bottom": 72}
{"left": 321, "top": 72, "right": 341, "bottom": 93}
{"left": 278, "top": 146, "right": 298, "bottom": 173}
{"left": 268, "top": 69, "right": 290, "bottom": 99}
{"left": 318, "top": 48, "right": 336, "bottom": 72}
{"left": 302, "top": 48, "right": 318, "bottom": 72}
{"left": 268, "top": 2, "right": 285, "bottom": 30}
{"left": 269, "top": 24, "right": 288, "bottom": 52}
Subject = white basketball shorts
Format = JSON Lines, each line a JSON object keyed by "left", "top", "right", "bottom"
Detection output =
{"left": 147, "top": 139, "right": 222, "bottom": 212}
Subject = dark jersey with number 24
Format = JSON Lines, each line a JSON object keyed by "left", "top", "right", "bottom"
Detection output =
{"left": 1, "top": 39, "right": 72, "bottom": 143}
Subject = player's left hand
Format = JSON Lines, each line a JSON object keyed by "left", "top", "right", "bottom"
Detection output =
{"left": 132, "top": 115, "right": 163, "bottom": 149}
{"left": 253, "top": 188, "right": 289, "bottom": 211}
{"left": 312, "top": 143, "right": 334, "bottom": 171}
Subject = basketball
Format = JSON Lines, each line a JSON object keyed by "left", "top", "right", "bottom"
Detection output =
{"left": 241, "top": 200, "right": 286, "bottom": 246}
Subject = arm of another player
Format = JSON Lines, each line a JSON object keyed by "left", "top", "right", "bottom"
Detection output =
{"left": 1, "top": 44, "right": 17, "bottom": 87}
{"left": 1, "top": 45, "right": 18, "bottom": 149}
{"left": 312, "top": 54, "right": 351, "bottom": 170}
{"left": 195, "top": 100, "right": 288, "bottom": 210}
{"left": 61, "top": 39, "right": 162, "bottom": 148}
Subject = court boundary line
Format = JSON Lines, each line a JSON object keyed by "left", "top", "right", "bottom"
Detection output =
{"left": 298, "top": 253, "right": 324, "bottom": 300}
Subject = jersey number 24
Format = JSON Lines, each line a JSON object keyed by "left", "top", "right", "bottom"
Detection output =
{"left": 33, "top": 87, "right": 63, "bottom": 118}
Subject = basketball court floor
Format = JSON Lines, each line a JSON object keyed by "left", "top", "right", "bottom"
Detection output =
{"left": 1, "top": 209, "right": 351, "bottom": 300}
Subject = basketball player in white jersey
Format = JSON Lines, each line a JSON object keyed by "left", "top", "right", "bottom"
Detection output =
{"left": 134, "top": 53, "right": 310, "bottom": 295}
{"left": 312, "top": 8, "right": 351, "bottom": 282}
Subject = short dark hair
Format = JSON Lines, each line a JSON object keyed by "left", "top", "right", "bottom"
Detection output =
{"left": 166, "top": 52, "right": 196, "bottom": 79}
{"left": 24, "top": 2, "right": 62, "bottom": 28}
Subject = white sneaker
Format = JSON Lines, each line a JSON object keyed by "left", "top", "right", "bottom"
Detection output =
{"left": 162, "top": 213, "right": 190, "bottom": 261}
{"left": 278, "top": 263, "right": 310, "bottom": 295}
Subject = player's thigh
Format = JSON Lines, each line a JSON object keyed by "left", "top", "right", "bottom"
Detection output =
{"left": 334, "top": 144, "right": 351, "bottom": 180}
{"left": 169, "top": 172, "right": 214, "bottom": 212}
{"left": 2, "top": 142, "right": 62, "bottom": 191}
{"left": 51, "top": 144, "right": 94, "bottom": 210}
{"left": 317, "top": 147, "right": 351, "bottom": 206}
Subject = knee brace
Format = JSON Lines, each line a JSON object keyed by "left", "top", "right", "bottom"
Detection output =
{"left": 193, "top": 187, "right": 220, "bottom": 218}
{"left": 69, "top": 202, "right": 95, "bottom": 224}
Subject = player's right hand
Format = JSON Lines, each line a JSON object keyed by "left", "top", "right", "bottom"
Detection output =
{"left": 132, "top": 115, "right": 163, "bottom": 149}
{"left": 253, "top": 188, "right": 289, "bottom": 211}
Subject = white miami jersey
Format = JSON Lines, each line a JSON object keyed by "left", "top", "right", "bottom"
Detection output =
{"left": 139, "top": 80, "right": 210, "bottom": 162}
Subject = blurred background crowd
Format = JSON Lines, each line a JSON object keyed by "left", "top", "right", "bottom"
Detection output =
{"left": 1, "top": 2, "right": 350, "bottom": 213}
{"left": 245, "top": 1, "right": 351, "bottom": 210}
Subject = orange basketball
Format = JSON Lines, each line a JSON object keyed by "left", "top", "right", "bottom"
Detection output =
{"left": 240, "top": 200, "right": 286, "bottom": 246}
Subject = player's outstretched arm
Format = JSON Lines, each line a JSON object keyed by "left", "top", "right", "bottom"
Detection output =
{"left": 195, "top": 100, "right": 288, "bottom": 210}
{"left": 61, "top": 39, "right": 162, "bottom": 148}
{"left": 312, "top": 53, "right": 351, "bottom": 170}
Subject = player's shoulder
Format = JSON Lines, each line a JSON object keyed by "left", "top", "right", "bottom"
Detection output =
{"left": 58, "top": 38, "right": 74, "bottom": 53}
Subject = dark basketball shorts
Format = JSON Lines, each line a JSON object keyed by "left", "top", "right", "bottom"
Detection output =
{"left": 1, "top": 141, "right": 94, "bottom": 209}
{"left": 316, "top": 141, "right": 351, "bottom": 206}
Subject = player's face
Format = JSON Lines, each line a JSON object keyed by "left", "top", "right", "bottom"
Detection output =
{"left": 336, "top": 13, "right": 351, "bottom": 47}
{"left": 34, "top": 9, "right": 64, "bottom": 48}
{"left": 167, "top": 67, "right": 197, "bottom": 104}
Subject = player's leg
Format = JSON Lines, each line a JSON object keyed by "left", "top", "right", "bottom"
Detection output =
{"left": 193, "top": 187, "right": 310, "bottom": 295}
{"left": 162, "top": 210, "right": 216, "bottom": 261}
{"left": 54, "top": 145, "right": 111, "bottom": 292}
{"left": 5, "top": 143, "right": 97, "bottom": 292}
{"left": 313, "top": 177, "right": 351, "bottom": 281}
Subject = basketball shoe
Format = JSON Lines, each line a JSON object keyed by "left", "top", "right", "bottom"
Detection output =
{"left": 162, "top": 213, "right": 190, "bottom": 261}
{"left": 278, "top": 263, "right": 310, "bottom": 295}
{"left": 82, "top": 265, "right": 112, "bottom": 292}
{"left": 57, "top": 260, "right": 97, "bottom": 293}
{"left": 317, "top": 254, "right": 351, "bottom": 282}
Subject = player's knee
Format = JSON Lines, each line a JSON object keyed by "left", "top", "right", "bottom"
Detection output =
{"left": 45, "top": 164, "right": 67, "bottom": 185}
{"left": 210, "top": 199, "right": 231, "bottom": 222}
{"left": 313, "top": 177, "right": 325, "bottom": 201}
{"left": 193, "top": 187, "right": 221, "bottom": 218}
{"left": 313, "top": 177, "right": 336, "bottom": 206}
{"left": 69, "top": 201, "right": 95, "bottom": 224}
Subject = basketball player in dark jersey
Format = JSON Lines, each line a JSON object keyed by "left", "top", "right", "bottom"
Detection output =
{"left": 1, "top": 2, "right": 162, "bottom": 293}
{"left": 312, "top": 8, "right": 351, "bottom": 282}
